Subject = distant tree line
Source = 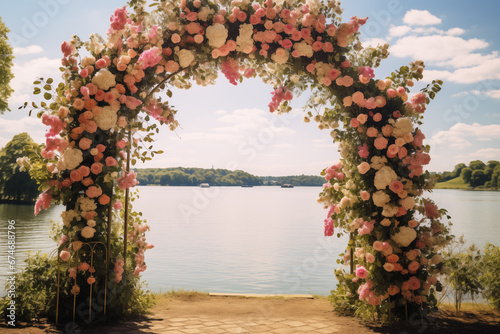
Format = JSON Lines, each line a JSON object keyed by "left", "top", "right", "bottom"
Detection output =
{"left": 135, "top": 168, "right": 326, "bottom": 186}
{"left": 135, "top": 167, "right": 263, "bottom": 186}
{"left": 437, "top": 160, "right": 500, "bottom": 188}
{"left": 261, "top": 175, "right": 324, "bottom": 186}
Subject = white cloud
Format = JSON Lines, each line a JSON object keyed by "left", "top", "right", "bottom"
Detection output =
{"left": 9, "top": 56, "right": 61, "bottom": 109}
{"left": 447, "top": 28, "right": 465, "bottom": 36}
{"left": 452, "top": 89, "right": 500, "bottom": 100}
{"left": 0, "top": 117, "right": 46, "bottom": 149}
{"left": 403, "top": 10, "right": 442, "bottom": 26}
{"left": 13, "top": 45, "right": 43, "bottom": 56}
{"left": 362, "top": 38, "right": 388, "bottom": 48}
{"left": 423, "top": 57, "right": 500, "bottom": 84}
{"left": 431, "top": 123, "right": 500, "bottom": 149}
{"left": 390, "top": 35, "right": 488, "bottom": 64}
{"left": 454, "top": 148, "right": 500, "bottom": 163}
{"left": 389, "top": 25, "right": 411, "bottom": 38}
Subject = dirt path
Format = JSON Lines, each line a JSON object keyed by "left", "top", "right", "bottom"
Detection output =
{"left": 1, "top": 294, "right": 499, "bottom": 333}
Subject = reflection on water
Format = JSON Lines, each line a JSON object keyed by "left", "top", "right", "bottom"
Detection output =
{"left": 0, "top": 204, "right": 64, "bottom": 296}
{"left": 0, "top": 188, "right": 499, "bottom": 296}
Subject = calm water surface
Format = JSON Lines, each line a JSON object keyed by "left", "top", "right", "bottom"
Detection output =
{"left": 1, "top": 188, "right": 499, "bottom": 296}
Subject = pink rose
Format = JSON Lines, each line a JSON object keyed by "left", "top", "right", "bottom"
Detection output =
{"left": 408, "top": 261, "right": 420, "bottom": 272}
{"left": 91, "top": 162, "right": 103, "bottom": 175}
{"left": 357, "top": 162, "right": 370, "bottom": 174}
{"left": 324, "top": 218, "right": 334, "bottom": 236}
{"left": 373, "top": 241, "right": 384, "bottom": 251}
{"left": 360, "top": 191, "right": 370, "bottom": 201}
{"left": 424, "top": 202, "right": 440, "bottom": 219}
{"left": 355, "top": 266, "right": 368, "bottom": 279}
{"left": 389, "top": 180, "right": 403, "bottom": 193}
{"left": 365, "top": 253, "right": 375, "bottom": 263}
{"left": 374, "top": 137, "right": 388, "bottom": 150}
{"left": 383, "top": 262, "right": 394, "bottom": 272}
{"left": 60, "top": 249, "right": 71, "bottom": 262}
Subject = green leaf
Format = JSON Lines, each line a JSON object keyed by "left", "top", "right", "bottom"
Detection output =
{"left": 44, "top": 92, "right": 52, "bottom": 100}
{"left": 46, "top": 78, "right": 53, "bottom": 84}
{"left": 167, "top": 90, "right": 172, "bottom": 98}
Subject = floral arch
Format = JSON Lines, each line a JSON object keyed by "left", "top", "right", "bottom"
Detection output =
{"left": 20, "top": 0, "right": 450, "bottom": 324}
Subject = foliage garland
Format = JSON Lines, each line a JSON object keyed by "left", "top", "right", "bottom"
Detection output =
{"left": 17, "top": 0, "right": 451, "bottom": 323}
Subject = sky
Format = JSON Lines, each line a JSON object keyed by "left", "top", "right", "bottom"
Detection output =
{"left": 1, "top": 0, "right": 499, "bottom": 176}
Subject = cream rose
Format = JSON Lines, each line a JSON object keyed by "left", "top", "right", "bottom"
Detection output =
{"left": 62, "top": 148, "right": 83, "bottom": 170}
{"left": 206, "top": 23, "right": 228, "bottom": 48}
{"left": 92, "top": 68, "right": 116, "bottom": 90}
{"left": 372, "top": 190, "right": 390, "bottom": 207}
{"left": 374, "top": 166, "right": 398, "bottom": 190}
{"left": 391, "top": 226, "right": 417, "bottom": 247}
{"left": 392, "top": 117, "right": 413, "bottom": 138}
{"left": 399, "top": 196, "right": 416, "bottom": 210}
{"left": 176, "top": 49, "right": 195, "bottom": 68}
{"left": 94, "top": 106, "right": 118, "bottom": 131}
{"left": 81, "top": 226, "right": 96, "bottom": 239}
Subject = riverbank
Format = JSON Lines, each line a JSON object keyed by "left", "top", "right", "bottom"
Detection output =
{"left": 2, "top": 292, "right": 499, "bottom": 334}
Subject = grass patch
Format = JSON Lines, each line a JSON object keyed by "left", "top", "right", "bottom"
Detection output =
{"left": 435, "top": 176, "right": 470, "bottom": 189}
{"left": 439, "top": 302, "right": 498, "bottom": 315}
{"left": 153, "top": 289, "right": 209, "bottom": 303}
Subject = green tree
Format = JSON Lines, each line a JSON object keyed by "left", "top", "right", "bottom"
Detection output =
{"left": 160, "top": 173, "right": 171, "bottom": 185}
{"left": 480, "top": 243, "right": 500, "bottom": 310}
{"left": 0, "top": 133, "right": 39, "bottom": 202}
{"left": 0, "top": 16, "right": 14, "bottom": 112}
{"left": 461, "top": 167, "right": 472, "bottom": 184}
{"left": 491, "top": 166, "right": 500, "bottom": 188}
{"left": 487, "top": 160, "right": 500, "bottom": 170}
{"left": 443, "top": 236, "right": 483, "bottom": 312}
{"left": 451, "top": 163, "right": 466, "bottom": 178}
{"left": 468, "top": 160, "right": 486, "bottom": 171}
{"left": 470, "top": 170, "right": 487, "bottom": 187}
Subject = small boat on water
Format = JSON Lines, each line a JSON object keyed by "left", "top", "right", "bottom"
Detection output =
{"left": 200, "top": 183, "right": 210, "bottom": 188}
{"left": 281, "top": 184, "right": 294, "bottom": 188}
{"left": 241, "top": 185, "right": 253, "bottom": 188}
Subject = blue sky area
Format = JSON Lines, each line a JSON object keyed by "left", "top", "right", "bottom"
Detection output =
{"left": 1, "top": 0, "right": 499, "bottom": 176}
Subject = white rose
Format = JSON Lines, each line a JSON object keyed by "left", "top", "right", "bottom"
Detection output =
{"left": 79, "top": 197, "right": 97, "bottom": 212}
{"left": 206, "top": 23, "right": 228, "bottom": 48}
{"left": 271, "top": 49, "right": 289, "bottom": 64}
{"left": 374, "top": 166, "right": 398, "bottom": 190}
{"left": 293, "top": 41, "right": 314, "bottom": 57}
{"left": 392, "top": 117, "right": 413, "bottom": 137}
{"left": 81, "top": 226, "right": 96, "bottom": 239}
{"left": 382, "top": 204, "right": 399, "bottom": 217}
{"left": 399, "top": 196, "right": 415, "bottom": 210}
{"left": 92, "top": 68, "right": 116, "bottom": 90}
{"left": 62, "top": 148, "right": 83, "bottom": 170}
{"left": 370, "top": 156, "right": 387, "bottom": 170}
{"left": 61, "top": 210, "right": 80, "bottom": 227}
{"left": 391, "top": 226, "right": 417, "bottom": 247}
{"left": 372, "top": 190, "right": 390, "bottom": 207}
{"left": 236, "top": 24, "right": 254, "bottom": 53}
{"left": 94, "top": 106, "right": 117, "bottom": 131}
{"left": 81, "top": 56, "right": 96, "bottom": 67}
{"left": 176, "top": 49, "right": 195, "bottom": 68}
{"left": 197, "top": 6, "right": 214, "bottom": 21}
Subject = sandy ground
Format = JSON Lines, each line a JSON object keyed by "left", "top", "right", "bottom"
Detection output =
{"left": 1, "top": 294, "right": 499, "bottom": 333}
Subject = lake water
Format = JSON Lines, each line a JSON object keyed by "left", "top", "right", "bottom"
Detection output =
{"left": 1, "top": 188, "right": 499, "bottom": 296}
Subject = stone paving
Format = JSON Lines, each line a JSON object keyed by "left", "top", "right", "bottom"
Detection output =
{"left": 89, "top": 313, "right": 374, "bottom": 333}
{"left": 1, "top": 295, "right": 378, "bottom": 334}
{"left": 79, "top": 295, "right": 376, "bottom": 334}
